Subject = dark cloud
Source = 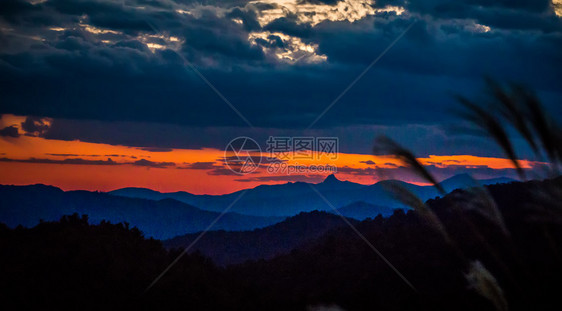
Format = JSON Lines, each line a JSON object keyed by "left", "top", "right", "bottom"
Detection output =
{"left": 207, "top": 167, "right": 246, "bottom": 176}
{"left": 298, "top": 0, "right": 340, "bottom": 5}
{"left": 139, "top": 147, "right": 173, "bottom": 152}
{"left": 0, "top": 0, "right": 560, "bottom": 157}
{"left": 0, "top": 157, "right": 117, "bottom": 165}
{"left": 383, "top": 162, "right": 399, "bottom": 168}
{"left": 0, "top": 125, "right": 20, "bottom": 137}
{"left": 336, "top": 162, "right": 547, "bottom": 183}
{"left": 225, "top": 7, "right": 261, "bottom": 31}
{"left": 234, "top": 174, "right": 325, "bottom": 183}
{"left": 263, "top": 17, "right": 312, "bottom": 38}
{"left": 181, "top": 161, "right": 218, "bottom": 170}
{"left": 30, "top": 116, "right": 543, "bottom": 158}
{"left": 20, "top": 116, "right": 51, "bottom": 137}
{"left": 132, "top": 158, "right": 175, "bottom": 168}
{"left": 0, "top": 155, "right": 177, "bottom": 167}
{"left": 45, "top": 153, "right": 80, "bottom": 156}
{"left": 337, "top": 165, "right": 380, "bottom": 176}
{"left": 360, "top": 160, "right": 376, "bottom": 165}
{"left": 402, "top": 0, "right": 557, "bottom": 24}
{"left": 46, "top": 153, "right": 103, "bottom": 157}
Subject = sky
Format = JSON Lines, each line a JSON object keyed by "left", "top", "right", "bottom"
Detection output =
{"left": 0, "top": 0, "right": 561, "bottom": 194}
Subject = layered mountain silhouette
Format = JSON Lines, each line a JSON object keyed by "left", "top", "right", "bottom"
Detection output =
{"left": 162, "top": 174, "right": 515, "bottom": 266}
{"left": 438, "top": 173, "right": 515, "bottom": 193}
{"left": 164, "top": 210, "right": 357, "bottom": 266}
{"left": 334, "top": 201, "right": 394, "bottom": 219}
{"left": 0, "top": 184, "right": 281, "bottom": 239}
{"left": 110, "top": 174, "right": 516, "bottom": 218}
{"left": 0, "top": 174, "right": 515, "bottom": 239}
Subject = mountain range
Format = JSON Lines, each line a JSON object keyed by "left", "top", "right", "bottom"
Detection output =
{"left": 110, "top": 173, "right": 515, "bottom": 217}
{"left": 160, "top": 174, "right": 515, "bottom": 265}
{"left": 0, "top": 174, "right": 515, "bottom": 239}
{"left": 0, "top": 184, "right": 281, "bottom": 239}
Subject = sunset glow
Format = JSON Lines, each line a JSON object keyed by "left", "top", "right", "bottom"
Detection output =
{"left": 0, "top": 114, "right": 540, "bottom": 194}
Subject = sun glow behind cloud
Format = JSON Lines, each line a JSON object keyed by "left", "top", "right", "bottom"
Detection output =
{"left": 171, "top": 0, "right": 405, "bottom": 64}
{"left": 249, "top": 0, "right": 403, "bottom": 27}
{"left": 137, "top": 33, "right": 183, "bottom": 52}
{"left": 554, "top": 0, "right": 562, "bottom": 17}
{"left": 5, "top": 0, "right": 410, "bottom": 68}
{"left": 249, "top": 31, "right": 327, "bottom": 63}
{"left": 80, "top": 23, "right": 121, "bottom": 35}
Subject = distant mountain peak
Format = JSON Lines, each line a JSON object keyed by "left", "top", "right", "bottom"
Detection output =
{"left": 440, "top": 173, "right": 516, "bottom": 192}
{"left": 323, "top": 174, "right": 340, "bottom": 183}
{"left": 442, "top": 173, "right": 472, "bottom": 182}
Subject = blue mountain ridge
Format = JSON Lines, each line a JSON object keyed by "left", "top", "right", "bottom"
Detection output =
{"left": 109, "top": 173, "right": 516, "bottom": 218}
{"left": 0, "top": 174, "right": 515, "bottom": 239}
{"left": 0, "top": 184, "right": 282, "bottom": 239}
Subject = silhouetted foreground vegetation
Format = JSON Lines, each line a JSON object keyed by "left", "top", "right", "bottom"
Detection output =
{"left": 164, "top": 210, "right": 357, "bottom": 266}
{"left": 0, "top": 214, "right": 230, "bottom": 310}
{"left": 1, "top": 177, "right": 561, "bottom": 310}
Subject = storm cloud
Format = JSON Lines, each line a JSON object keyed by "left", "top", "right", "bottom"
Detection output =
{"left": 0, "top": 0, "right": 561, "bottom": 155}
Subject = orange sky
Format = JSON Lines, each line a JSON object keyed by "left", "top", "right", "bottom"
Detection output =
{"left": 0, "top": 114, "right": 537, "bottom": 194}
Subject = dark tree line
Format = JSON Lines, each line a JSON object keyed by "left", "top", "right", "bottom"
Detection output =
{"left": 1, "top": 177, "right": 561, "bottom": 310}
